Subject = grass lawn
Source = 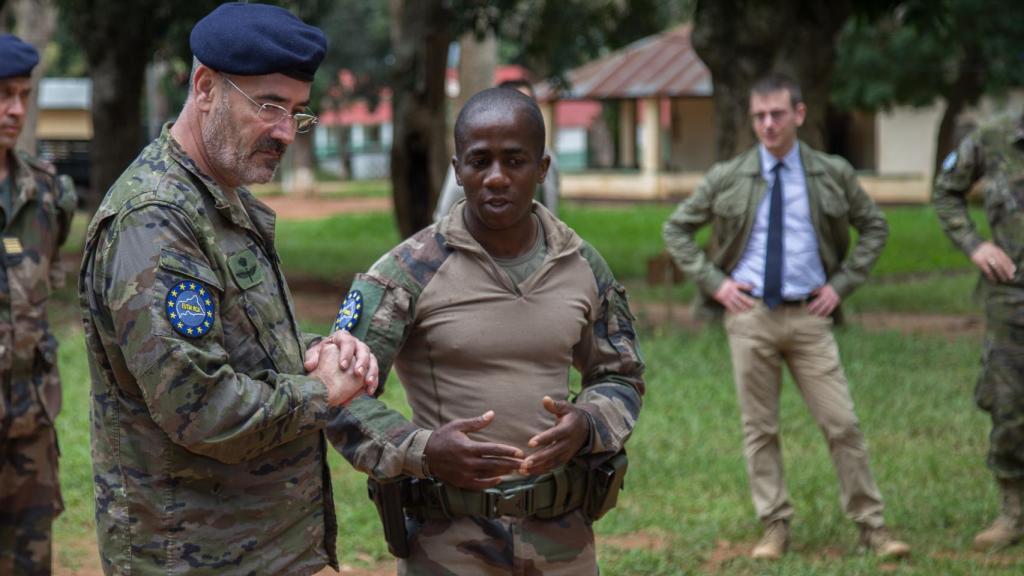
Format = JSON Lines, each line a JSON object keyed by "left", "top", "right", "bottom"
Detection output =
{"left": 51, "top": 201, "right": 1015, "bottom": 574}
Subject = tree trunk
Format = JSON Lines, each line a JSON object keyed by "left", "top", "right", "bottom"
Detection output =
{"left": 933, "top": 46, "right": 985, "bottom": 176}
{"left": 693, "top": 0, "right": 851, "bottom": 161}
{"left": 389, "top": 0, "right": 452, "bottom": 238}
{"left": 451, "top": 29, "right": 496, "bottom": 157}
{"left": 283, "top": 133, "right": 317, "bottom": 197}
{"left": 89, "top": 52, "right": 146, "bottom": 208}
{"left": 14, "top": 0, "right": 56, "bottom": 155}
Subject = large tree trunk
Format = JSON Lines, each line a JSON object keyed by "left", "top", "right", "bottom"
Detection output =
{"left": 89, "top": 53, "right": 147, "bottom": 208}
{"left": 283, "top": 134, "right": 317, "bottom": 197}
{"left": 933, "top": 46, "right": 985, "bottom": 176}
{"left": 14, "top": 0, "right": 56, "bottom": 155}
{"left": 389, "top": 0, "right": 452, "bottom": 238}
{"left": 451, "top": 29, "right": 496, "bottom": 157}
{"left": 692, "top": 0, "right": 852, "bottom": 161}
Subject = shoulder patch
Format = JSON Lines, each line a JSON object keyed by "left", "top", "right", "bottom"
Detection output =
{"left": 166, "top": 279, "right": 216, "bottom": 338}
{"left": 334, "top": 289, "right": 363, "bottom": 332}
{"left": 942, "top": 151, "right": 958, "bottom": 172}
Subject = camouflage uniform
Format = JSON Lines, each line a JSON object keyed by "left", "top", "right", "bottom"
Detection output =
{"left": 934, "top": 118, "right": 1024, "bottom": 479}
{"left": 79, "top": 126, "right": 345, "bottom": 576}
{"left": 327, "top": 202, "right": 645, "bottom": 575}
{"left": 0, "top": 151, "right": 75, "bottom": 576}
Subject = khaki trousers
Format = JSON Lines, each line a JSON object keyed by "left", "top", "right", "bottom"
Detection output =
{"left": 724, "top": 302, "right": 885, "bottom": 528}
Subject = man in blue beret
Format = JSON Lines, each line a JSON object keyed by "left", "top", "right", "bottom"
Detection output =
{"left": 79, "top": 4, "right": 384, "bottom": 575}
{"left": 0, "top": 33, "right": 77, "bottom": 576}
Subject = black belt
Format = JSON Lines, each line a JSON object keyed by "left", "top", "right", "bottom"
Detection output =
{"left": 405, "top": 465, "right": 588, "bottom": 520}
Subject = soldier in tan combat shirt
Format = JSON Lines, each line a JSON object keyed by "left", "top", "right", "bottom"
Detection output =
{"left": 326, "top": 87, "right": 645, "bottom": 575}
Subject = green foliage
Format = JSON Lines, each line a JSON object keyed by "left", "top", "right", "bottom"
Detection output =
{"left": 833, "top": 0, "right": 1024, "bottom": 112}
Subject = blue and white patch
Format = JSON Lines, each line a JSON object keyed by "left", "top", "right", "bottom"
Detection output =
{"left": 942, "top": 151, "right": 958, "bottom": 172}
{"left": 334, "top": 290, "right": 363, "bottom": 332}
{"left": 166, "top": 280, "right": 215, "bottom": 338}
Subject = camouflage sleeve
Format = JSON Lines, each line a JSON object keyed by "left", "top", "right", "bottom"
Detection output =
{"left": 98, "top": 204, "right": 331, "bottom": 464}
{"left": 572, "top": 243, "right": 645, "bottom": 457}
{"left": 325, "top": 263, "right": 432, "bottom": 480}
{"left": 662, "top": 166, "right": 727, "bottom": 295}
{"left": 54, "top": 174, "right": 77, "bottom": 249}
{"left": 932, "top": 134, "right": 985, "bottom": 256}
{"left": 827, "top": 166, "right": 889, "bottom": 298}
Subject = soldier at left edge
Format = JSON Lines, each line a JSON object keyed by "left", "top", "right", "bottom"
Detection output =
{"left": 0, "top": 33, "right": 78, "bottom": 576}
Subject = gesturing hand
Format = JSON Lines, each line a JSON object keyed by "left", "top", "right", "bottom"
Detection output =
{"left": 713, "top": 278, "right": 756, "bottom": 314}
{"left": 520, "top": 396, "right": 589, "bottom": 476}
{"left": 424, "top": 411, "right": 525, "bottom": 490}
{"left": 311, "top": 343, "right": 367, "bottom": 407}
{"left": 304, "top": 330, "right": 379, "bottom": 395}
{"left": 971, "top": 241, "right": 1017, "bottom": 283}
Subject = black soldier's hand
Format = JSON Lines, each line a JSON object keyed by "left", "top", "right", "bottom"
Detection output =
{"left": 971, "top": 241, "right": 1017, "bottom": 283}
{"left": 519, "top": 396, "right": 589, "bottom": 476}
{"left": 311, "top": 343, "right": 366, "bottom": 407}
{"left": 424, "top": 411, "right": 525, "bottom": 490}
{"left": 304, "top": 330, "right": 379, "bottom": 394}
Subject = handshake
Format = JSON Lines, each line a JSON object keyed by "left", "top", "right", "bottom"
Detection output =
{"left": 303, "top": 330, "right": 380, "bottom": 406}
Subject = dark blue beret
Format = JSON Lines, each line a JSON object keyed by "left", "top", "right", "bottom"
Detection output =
{"left": 190, "top": 2, "right": 327, "bottom": 82}
{"left": 0, "top": 34, "right": 39, "bottom": 79}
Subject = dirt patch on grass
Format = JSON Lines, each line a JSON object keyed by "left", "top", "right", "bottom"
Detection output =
{"left": 699, "top": 539, "right": 750, "bottom": 571}
{"left": 599, "top": 530, "right": 671, "bottom": 552}
{"left": 631, "top": 301, "right": 985, "bottom": 338}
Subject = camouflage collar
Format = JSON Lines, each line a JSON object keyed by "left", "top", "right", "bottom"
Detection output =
{"left": 161, "top": 123, "right": 259, "bottom": 236}
{"left": 440, "top": 198, "right": 581, "bottom": 260}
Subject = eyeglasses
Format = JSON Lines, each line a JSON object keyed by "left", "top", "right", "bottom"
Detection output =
{"left": 221, "top": 75, "right": 319, "bottom": 134}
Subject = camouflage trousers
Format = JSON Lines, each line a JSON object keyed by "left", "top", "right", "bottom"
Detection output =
{"left": 399, "top": 510, "right": 596, "bottom": 575}
{"left": 0, "top": 426, "right": 62, "bottom": 576}
{"left": 977, "top": 286, "right": 1024, "bottom": 480}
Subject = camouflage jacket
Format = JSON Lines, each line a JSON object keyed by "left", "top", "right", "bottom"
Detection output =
{"left": 79, "top": 126, "right": 338, "bottom": 575}
{"left": 933, "top": 117, "right": 1024, "bottom": 290}
{"left": 327, "top": 202, "right": 645, "bottom": 480}
{"left": 0, "top": 151, "right": 75, "bottom": 439}
{"left": 663, "top": 142, "right": 888, "bottom": 319}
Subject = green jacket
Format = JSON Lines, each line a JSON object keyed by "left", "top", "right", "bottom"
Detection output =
{"left": 662, "top": 142, "right": 888, "bottom": 319}
{"left": 0, "top": 151, "right": 75, "bottom": 439}
{"left": 79, "top": 126, "right": 338, "bottom": 575}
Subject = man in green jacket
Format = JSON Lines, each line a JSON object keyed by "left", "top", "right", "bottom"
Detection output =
{"left": 933, "top": 114, "right": 1024, "bottom": 551}
{"left": 663, "top": 73, "right": 908, "bottom": 560}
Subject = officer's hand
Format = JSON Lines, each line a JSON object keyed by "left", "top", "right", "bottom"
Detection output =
{"left": 424, "top": 411, "right": 525, "bottom": 490}
{"left": 520, "top": 396, "right": 589, "bottom": 476}
{"left": 971, "top": 241, "right": 1017, "bottom": 283}
{"left": 807, "top": 284, "right": 841, "bottom": 317}
{"left": 713, "top": 278, "right": 755, "bottom": 313}
{"left": 312, "top": 343, "right": 366, "bottom": 407}
{"left": 304, "top": 330, "right": 379, "bottom": 394}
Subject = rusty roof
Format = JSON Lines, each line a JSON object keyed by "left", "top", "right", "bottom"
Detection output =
{"left": 536, "top": 24, "right": 711, "bottom": 101}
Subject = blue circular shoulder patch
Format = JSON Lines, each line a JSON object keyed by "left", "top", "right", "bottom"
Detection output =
{"left": 942, "top": 151, "right": 958, "bottom": 172}
{"left": 334, "top": 290, "right": 363, "bottom": 332}
{"left": 166, "top": 280, "right": 216, "bottom": 338}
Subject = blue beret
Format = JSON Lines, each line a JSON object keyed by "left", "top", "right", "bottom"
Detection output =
{"left": 190, "top": 2, "right": 326, "bottom": 82}
{"left": 0, "top": 34, "right": 39, "bottom": 79}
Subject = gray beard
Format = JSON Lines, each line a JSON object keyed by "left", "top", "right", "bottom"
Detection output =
{"left": 201, "top": 104, "right": 284, "bottom": 186}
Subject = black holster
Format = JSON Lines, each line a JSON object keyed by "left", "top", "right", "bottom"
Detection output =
{"left": 367, "top": 478, "right": 411, "bottom": 558}
{"left": 583, "top": 450, "right": 629, "bottom": 522}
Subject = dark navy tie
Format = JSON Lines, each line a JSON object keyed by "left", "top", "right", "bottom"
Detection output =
{"left": 763, "top": 162, "right": 784, "bottom": 309}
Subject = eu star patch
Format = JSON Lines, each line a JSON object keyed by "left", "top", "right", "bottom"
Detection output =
{"left": 334, "top": 290, "right": 363, "bottom": 332}
{"left": 165, "top": 280, "right": 216, "bottom": 338}
{"left": 942, "top": 151, "right": 958, "bottom": 172}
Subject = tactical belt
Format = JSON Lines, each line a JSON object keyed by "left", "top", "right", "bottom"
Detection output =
{"left": 405, "top": 464, "right": 588, "bottom": 520}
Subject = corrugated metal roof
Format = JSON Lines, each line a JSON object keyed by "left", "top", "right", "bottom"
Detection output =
{"left": 536, "top": 24, "right": 711, "bottom": 101}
